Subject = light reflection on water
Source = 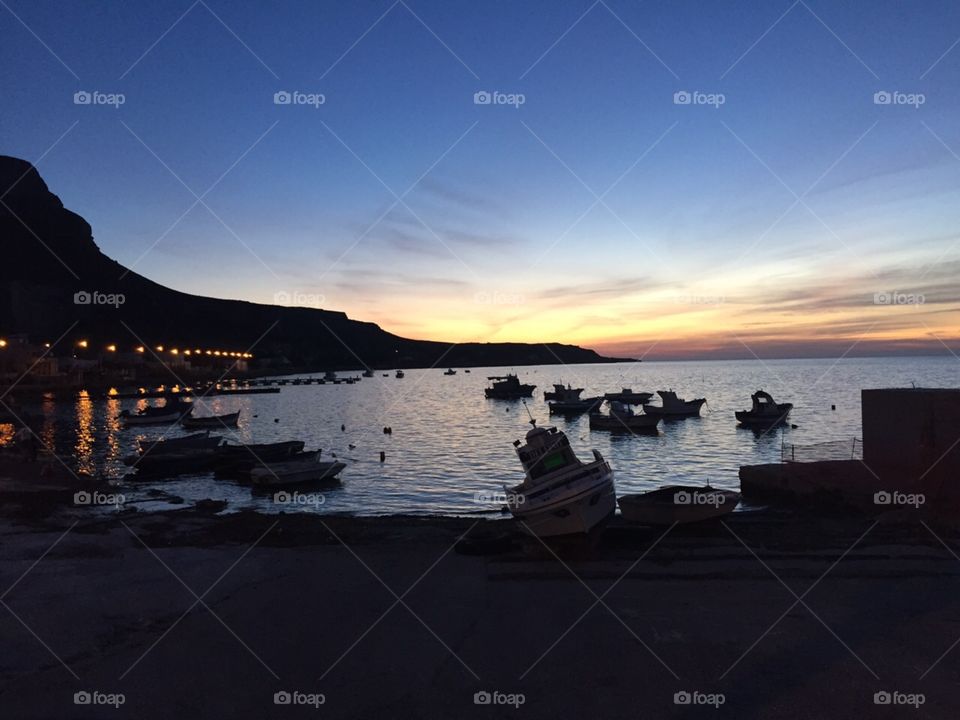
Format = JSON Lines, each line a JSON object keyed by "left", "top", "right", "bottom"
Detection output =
{"left": 7, "top": 357, "right": 958, "bottom": 515}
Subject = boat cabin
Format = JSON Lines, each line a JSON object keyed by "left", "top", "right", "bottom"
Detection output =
{"left": 514, "top": 425, "right": 578, "bottom": 482}
{"left": 752, "top": 390, "right": 778, "bottom": 413}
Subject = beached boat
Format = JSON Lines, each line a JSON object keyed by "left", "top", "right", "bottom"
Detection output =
{"left": 250, "top": 452, "right": 346, "bottom": 487}
{"left": 125, "top": 445, "right": 224, "bottom": 477}
{"left": 544, "top": 383, "right": 584, "bottom": 401}
{"left": 618, "top": 485, "right": 740, "bottom": 525}
{"left": 214, "top": 440, "right": 306, "bottom": 477}
{"left": 589, "top": 401, "right": 660, "bottom": 432}
{"left": 484, "top": 374, "right": 535, "bottom": 399}
{"left": 603, "top": 388, "right": 653, "bottom": 405}
{"left": 181, "top": 411, "right": 240, "bottom": 429}
{"left": 736, "top": 390, "right": 793, "bottom": 427}
{"left": 643, "top": 390, "right": 706, "bottom": 418}
{"left": 503, "top": 421, "right": 616, "bottom": 537}
{"left": 444, "top": 368, "right": 456, "bottom": 375}
{"left": 549, "top": 396, "right": 603, "bottom": 414}
{"left": 120, "top": 403, "right": 193, "bottom": 426}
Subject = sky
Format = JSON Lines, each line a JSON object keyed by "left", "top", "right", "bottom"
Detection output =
{"left": 3, "top": 0, "right": 960, "bottom": 360}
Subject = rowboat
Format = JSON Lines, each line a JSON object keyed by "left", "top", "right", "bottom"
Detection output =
{"left": 213, "top": 440, "right": 306, "bottom": 477}
{"left": 618, "top": 485, "right": 740, "bottom": 524}
{"left": 250, "top": 453, "right": 346, "bottom": 487}
{"left": 120, "top": 403, "right": 192, "bottom": 426}
{"left": 181, "top": 411, "right": 240, "bottom": 429}
{"left": 136, "top": 432, "right": 223, "bottom": 456}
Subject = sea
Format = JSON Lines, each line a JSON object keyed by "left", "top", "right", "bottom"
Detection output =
{"left": 9, "top": 357, "right": 958, "bottom": 516}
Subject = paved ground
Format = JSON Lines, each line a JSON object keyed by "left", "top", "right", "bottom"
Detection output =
{"left": 1, "top": 508, "right": 958, "bottom": 718}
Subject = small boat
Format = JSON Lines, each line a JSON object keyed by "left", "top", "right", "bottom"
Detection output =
{"left": 120, "top": 402, "right": 193, "bottom": 426}
{"left": 126, "top": 446, "right": 223, "bottom": 476}
{"left": 214, "top": 440, "right": 306, "bottom": 477}
{"left": 444, "top": 368, "right": 457, "bottom": 375}
{"left": 643, "top": 390, "right": 706, "bottom": 418}
{"left": 323, "top": 370, "right": 337, "bottom": 382}
{"left": 136, "top": 432, "right": 223, "bottom": 456}
{"left": 603, "top": 388, "right": 653, "bottom": 405}
{"left": 544, "top": 383, "right": 584, "bottom": 401}
{"left": 618, "top": 485, "right": 741, "bottom": 525}
{"left": 736, "top": 390, "right": 793, "bottom": 427}
{"left": 250, "top": 452, "right": 346, "bottom": 487}
{"left": 502, "top": 421, "right": 616, "bottom": 537}
{"left": 549, "top": 396, "right": 603, "bottom": 414}
{"left": 181, "top": 411, "right": 240, "bottom": 429}
{"left": 362, "top": 369, "right": 375, "bottom": 378}
{"left": 395, "top": 370, "right": 405, "bottom": 378}
{"left": 464, "top": 369, "right": 471, "bottom": 373}
{"left": 589, "top": 402, "right": 660, "bottom": 432}
{"left": 484, "top": 374, "right": 535, "bottom": 399}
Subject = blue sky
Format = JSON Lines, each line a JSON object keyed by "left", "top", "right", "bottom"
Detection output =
{"left": 3, "top": 0, "right": 960, "bottom": 358}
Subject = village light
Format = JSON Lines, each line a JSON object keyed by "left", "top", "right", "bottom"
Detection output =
{"left": 106, "top": 344, "right": 116, "bottom": 352}
{"left": 170, "top": 348, "right": 179, "bottom": 355}
{"left": 77, "top": 340, "right": 88, "bottom": 348}
{"left": 135, "top": 346, "right": 145, "bottom": 353}
{"left": 0, "top": 339, "right": 7, "bottom": 348}
{"left": 155, "top": 345, "right": 164, "bottom": 352}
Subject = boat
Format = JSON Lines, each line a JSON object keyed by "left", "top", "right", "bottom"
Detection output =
{"left": 181, "top": 411, "right": 240, "bottom": 429}
{"left": 362, "top": 369, "right": 375, "bottom": 378}
{"left": 323, "top": 370, "right": 337, "bottom": 382}
{"left": 464, "top": 369, "right": 471, "bottom": 373}
{"left": 502, "top": 421, "right": 616, "bottom": 537}
{"left": 395, "top": 370, "right": 405, "bottom": 378}
{"left": 444, "top": 368, "right": 457, "bottom": 375}
{"left": 544, "top": 383, "right": 584, "bottom": 401}
{"left": 548, "top": 396, "right": 603, "bottom": 414}
{"left": 119, "top": 402, "right": 193, "bottom": 426}
{"left": 136, "top": 432, "right": 223, "bottom": 456}
{"left": 736, "top": 390, "right": 793, "bottom": 427}
{"left": 214, "top": 440, "right": 306, "bottom": 477}
{"left": 589, "top": 402, "right": 660, "bottom": 432}
{"left": 250, "top": 452, "right": 346, "bottom": 487}
{"left": 603, "top": 388, "right": 653, "bottom": 405}
{"left": 484, "top": 374, "right": 535, "bottom": 399}
{"left": 643, "top": 390, "right": 706, "bottom": 418}
{"left": 618, "top": 485, "right": 741, "bottom": 525}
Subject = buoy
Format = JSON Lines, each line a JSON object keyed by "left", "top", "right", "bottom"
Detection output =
{"left": 348, "top": 443, "right": 356, "bottom": 450}
{"left": 274, "top": 418, "right": 279, "bottom": 423}
{"left": 379, "top": 451, "right": 386, "bottom": 462}
{"left": 831, "top": 405, "right": 836, "bottom": 411}
{"left": 341, "top": 424, "right": 345, "bottom": 431}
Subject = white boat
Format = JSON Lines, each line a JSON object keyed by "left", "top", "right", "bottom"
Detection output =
{"left": 643, "top": 390, "right": 706, "bottom": 418}
{"left": 444, "top": 368, "right": 456, "bottom": 375}
{"left": 250, "top": 452, "right": 346, "bottom": 487}
{"left": 618, "top": 485, "right": 740, "bottom": 525}
{"left": 503, "top": 421, "right": 616, "bottom": 537}
{"left": 589, "top": 402, "right": 660, "bottom": 432}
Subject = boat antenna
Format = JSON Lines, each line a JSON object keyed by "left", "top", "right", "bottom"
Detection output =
{"left": 522, "top": 400, "right": 536, "bottom": 427}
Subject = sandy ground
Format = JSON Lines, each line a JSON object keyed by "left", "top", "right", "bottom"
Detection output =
{"left": 1, "top": 499, "right": 959, "bottom": 719}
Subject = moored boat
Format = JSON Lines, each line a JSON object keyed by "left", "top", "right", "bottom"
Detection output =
{"left": 502, "top": 421, "right": 616, "bottom": 537}
{"left": 603, "top": 388, "right": 653, "bottom": 405}
{"left": 736, "top": 390, "right": 793, "bottom": 427}
{"left": 484, "top": 374, "right": 535, "bottom": 399}
{"left": 362, "top": 369, "right": 375, "bottom": 378}
{"left": 136, "top": 432, "right": 223, "bottom": 456}
{"left": 120, "top": 402, "right": 193, "bottom": 426}
{"left": 589, "top": 402, "right": 660, "bottom": 432}
{"left": 250, "top": 452, "right": 346, "bottom": 487}
{"left": 548, "top": 396, "right": 603, "bottom": 414}
{"left": 214, "top": 440, "right": 306, "bottom": 477}
{"left": 181, "top": 411, "right": 240, "bottom": 429}
{"left": 395, "top": 370, "right": 405, "bottom": 378}
{"left": 444, "top": 368, "right": 456, "bottom": 375}
{"left": 618, "top": 485, "right": 740, "bottom": 524}
{"left": 643, "top": 390, "right": 706, "bottom": 418}
{"left": 544, "top": 383, "right": 584, "bottom": 401}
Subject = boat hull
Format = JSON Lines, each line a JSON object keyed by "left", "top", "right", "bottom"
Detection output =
{"left": 736, "top": 403, "right": 792, "bottom": 426}
{"left": 644, "top": 399, "right": 706, "bottom": 418}
{"left": 181, "top": 412, "right": 240, "bottom": 429}
{"left": 251, "top": 460, "right": 345, "bottom": 487}
{"left": 588, "top": 414, "right": 660, "bottom": 432}
{"left": 618, "top": 487, "right": 740, "bottom": 525}
{"left": 508, "top": 464, "right": 616, "bottom": 537}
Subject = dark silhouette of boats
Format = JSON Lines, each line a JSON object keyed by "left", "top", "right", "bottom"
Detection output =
{"left": 484, "top": 374, "right": 535, "bottom": 399}
{"left": 618, "top": 485, "right": 740, "bottom": 524}
{"left": 736, "top": 390, "right": 793, "bottom": 427}
{"left": 603, "top": 388, "right": 653, "bottom": 404}
{"left": 643, "top": 390, "right": 706, "bottom": 418}
{"left": 589, "top": 402, "right": 660, "bottom": 432}
{"left": 544, "top": 383, "right": 583, "bottom": 401}
{"left": 181, "top": 411, "right": 240, "bottom": 429}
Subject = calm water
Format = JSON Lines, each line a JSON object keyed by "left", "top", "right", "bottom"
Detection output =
{"left": 13, "top": 357, "right": 959, "bottom": 516}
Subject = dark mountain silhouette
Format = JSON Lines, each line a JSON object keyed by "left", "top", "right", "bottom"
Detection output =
{"left": 0, "top": 156, "right": 628, "bottom": 368}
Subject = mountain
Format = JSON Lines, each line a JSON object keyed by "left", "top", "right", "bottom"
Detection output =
{"left": 0, "top": 156, "right": 629, "bottom": 368}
